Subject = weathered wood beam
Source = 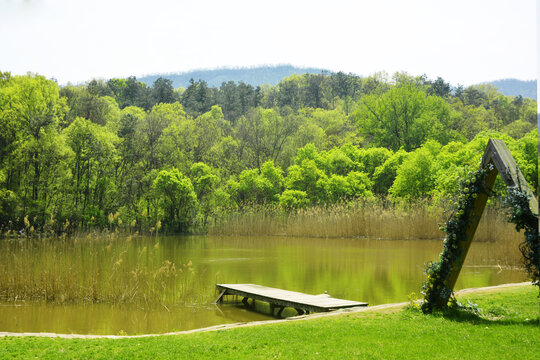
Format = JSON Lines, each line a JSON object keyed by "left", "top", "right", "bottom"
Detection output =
{"left": 213, "top": 289, "right": 227, "bottom": 304}
{"left": 482, "top": 139, "right": 537, "bottom": 213}
{"left": 437, "top": 139, "right": 538, "bottom": 307}
{"left": 438, "top": 165, "right": 498, "bottom": 307}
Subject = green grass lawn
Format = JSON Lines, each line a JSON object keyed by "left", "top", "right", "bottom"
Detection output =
{"left": 1, "top": 285, "right": 538, "bottom": 360}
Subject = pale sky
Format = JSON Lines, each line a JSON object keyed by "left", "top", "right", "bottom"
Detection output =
{"left": 0, "top": 0, "right": 537, "bottom": 86}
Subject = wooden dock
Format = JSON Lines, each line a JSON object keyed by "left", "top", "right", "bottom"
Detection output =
{"left": 215, "top": 284, "right": 368, "bottom": 316}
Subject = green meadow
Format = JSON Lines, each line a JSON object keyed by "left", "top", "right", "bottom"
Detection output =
{"left": 1, "top": 285, "right": 538, "bottom": 360}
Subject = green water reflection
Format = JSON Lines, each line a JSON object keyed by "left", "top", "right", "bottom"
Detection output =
{"left": 0, "top": 235, "right": 527, "bottom": 334}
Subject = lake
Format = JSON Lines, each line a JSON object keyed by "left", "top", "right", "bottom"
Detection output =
{"left": 0, "top": 235, "right": 527, "bottom": 335}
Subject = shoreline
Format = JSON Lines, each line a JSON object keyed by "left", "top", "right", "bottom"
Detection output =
{"left": 0, "top": 282, "right": 532, "bottom": 340}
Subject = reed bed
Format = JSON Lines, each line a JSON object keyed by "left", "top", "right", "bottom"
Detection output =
{"left": 0, "top": 235, "right": 207, "bottom": 307}
{"left": 0, "top": 200, "right": 522, "bottom": 306}
{"left": 209, "top": 200, "right": 522, "bottom": 243}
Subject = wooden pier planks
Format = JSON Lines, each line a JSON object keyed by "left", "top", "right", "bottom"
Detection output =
{"left": 215, "top": 284, "right": 367, "bottom": 314}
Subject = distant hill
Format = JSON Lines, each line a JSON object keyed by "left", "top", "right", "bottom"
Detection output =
{"left": 483, "top": 79, "right": 536, "bottom": 100}
{"left": 139, "top": 65, "right": 330, "bottom": 89}
{"left": 139, "top": 67, "right": 537, "bottom": 101}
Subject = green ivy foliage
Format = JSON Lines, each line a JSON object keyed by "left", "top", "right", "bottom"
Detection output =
{"left": 504, "top": 188, "right": 540, "bottom": 294}
{"left": 422, "top": 164, "right": 540, "bottom": 313}
{"left": 421, "top": 165, "right": 493, "bottom": 313}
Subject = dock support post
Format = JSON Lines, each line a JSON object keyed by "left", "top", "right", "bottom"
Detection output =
{"left": 213, "top": 289, "right": 227, "bottom": 304}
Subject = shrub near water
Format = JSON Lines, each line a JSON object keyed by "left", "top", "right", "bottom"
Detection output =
{"left": 0, "top": 236, "right": 203, "bottom": 306}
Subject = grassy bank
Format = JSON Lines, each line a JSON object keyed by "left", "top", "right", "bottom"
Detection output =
{"left": 1, "top": 285, "right": 538, "bottom": 359}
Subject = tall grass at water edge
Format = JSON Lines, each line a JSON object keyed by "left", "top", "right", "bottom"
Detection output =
{"left": 1, "top": 199, "right": 520, "bottom": 243}
{"left": 0, "top": 200, "right": 523, "bottom": 307}
{"left": 209, "top": 200, "right": 521, "bottom": 243}
{"left": 0, "top": 235, "right": 207, "bottom": 307}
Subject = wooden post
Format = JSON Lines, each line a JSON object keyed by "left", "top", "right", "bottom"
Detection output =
{"left": 482, "top": 139, "right": 537, "bottom": 212}
{"left": 437, "top": 139, "right": 538, "bottom": 307}
{"left": 213, "top": 289, "right": 227, "bottom": 304}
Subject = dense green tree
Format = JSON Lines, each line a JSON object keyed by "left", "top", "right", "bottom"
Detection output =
{"left": 218, "top": 81, "right": 242, "bottom": 121}
{"left": 342, "top": 146, "right": 392, "bottom": 177}
{"left": 87, "top": 79, "right": 114, "bottom": 97}
{"left": 139, "top": 103, "right": 185, "bottom": 170}
{"left": 190, "top": 162, "right": 220, "bottom": 225}
{"left": 259, "top": 161, "right": 284, "bottom": 201}
{"left": 502, "top": 120, "right": 535, "bottom": 139}
{"left": 354, "top": 83, "right": 458, "bottom": 151}
{"left": 234, "top": 161, "right": 283, "bottom": 204}
{"left": 329, "top": 71, "right": 357, "bottom": 106}
{"left": 0, "top": 169, "right": 16, "bottom": 223}
{"left": 279, "top": 189, "right": 309, "bottom": 210}
{"left": 63, "top": 117, "right": 118, "bottom": 218}
{"left": 303, "top": 73, "right": 326, "bottom": 109}
{"left": 390, "top": 141, "right": 441, "bottom": 199}
{"left": 325, "top": 148, "right": 355, "bottom": 176}
{"left": 106, "top": 76, "right": 151, "bottom": 110}
{"left": 462, "top": 86, "right": 487, "bottom": 107}
{"left": 0, "top": 70, "right": 537, "bottom": 234}
{"left": 372, "top": 150, "right": 409, "bottom": 195}
{"left": 236, "top": 169, "right": 271, "bottom": 204}
{"left": 158, "top": 110, "right": 195, "bottom": 172}
{"left": 277, "top": 75, "right": 302, "bottom": 109}
{"left": 508, "top": 130, "right": 538, "bottom": 194}
{"left": 235, "top": 107, "right": 299, "bottom": 169}
{"left": 217, "top": 81, "right": 258, "bottom": 121}
{"left": 193, "top": 105, "right": 229, "bottom": 164}
{"left": 285, "top": 158, "right": 326, "bottom": 202}
{"left": 0, "top": 74, "right": 67, "bottom": 207}
{"left": 181, "top": 79, "right": 214, "bottom": 116}
{"left": 426, "top": 77, "right": 452, "bottom": 98}
{"left": 115, "top": 106, "right": 146, "bottom": 215}
{"left": 152, "top": 168, "right": 198, "bottom": 232}
{"left": 152, "top": 77, "right": 177, "bottom": 104}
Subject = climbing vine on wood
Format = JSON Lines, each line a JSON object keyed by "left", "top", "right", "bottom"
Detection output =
{"left": 504, "top": 187, "right": 540, "bottom": 294}
{"left": 420, "top": 165, "right": 492, "bottom": 313}
{"left": 421, "top": 161, "right": 540, "bottom": 313}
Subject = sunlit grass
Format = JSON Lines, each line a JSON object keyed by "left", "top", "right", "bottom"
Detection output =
{"left": 0, "top": 286, "right": 537, "bottom": 359}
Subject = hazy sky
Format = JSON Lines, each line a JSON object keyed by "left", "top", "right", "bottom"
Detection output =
{"left": 0, "top": 0, "right": 537, "bottom": 85}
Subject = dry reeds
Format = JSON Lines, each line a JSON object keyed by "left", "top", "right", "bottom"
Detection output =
{"left": 0, "top": 236, "right": 205, "bottom": 306}
{"left": 209, "top": 200, "right": 522, "bottom": 243}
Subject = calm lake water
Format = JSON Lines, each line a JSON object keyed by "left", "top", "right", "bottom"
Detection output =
{"left": 0, "top": 235, "right": 527, "bottom": 335}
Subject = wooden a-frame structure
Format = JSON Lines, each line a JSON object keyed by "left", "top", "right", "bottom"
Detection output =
{"left": 437, "top": 139, "right": 538, "bottom": 307}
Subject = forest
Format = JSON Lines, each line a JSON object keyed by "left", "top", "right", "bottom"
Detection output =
{"left": 0, "top": 70, "right": 537, "bottom": 235}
